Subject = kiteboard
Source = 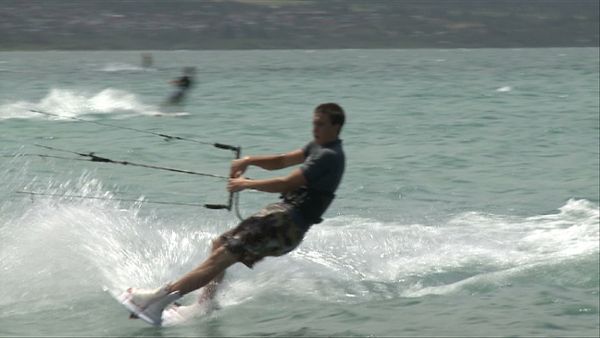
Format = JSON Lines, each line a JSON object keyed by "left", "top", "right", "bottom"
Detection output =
{"left": 154, "top": 101, "right": 190, "bottom": 116}
{"left": 150, "top": 111, "right": 190, "bottom": 117}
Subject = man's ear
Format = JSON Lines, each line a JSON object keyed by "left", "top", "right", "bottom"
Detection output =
{"left": 335, "top": 124, "right": 342, "bottom": 135}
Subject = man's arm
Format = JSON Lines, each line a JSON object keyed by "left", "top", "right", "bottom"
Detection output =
{"left": 228, "top": 168, "right": 306, "bottom": 194}
{"left": 230, "top": 149, "right": 305, "bottom": 178}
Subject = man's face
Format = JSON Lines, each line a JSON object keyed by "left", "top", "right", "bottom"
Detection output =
{"left": 312, "top": 112, "right": 338, "bottom": 145}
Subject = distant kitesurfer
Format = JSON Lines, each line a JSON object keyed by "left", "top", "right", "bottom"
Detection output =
{"left": 121, "top": 103, "right": 347, "bottom": 325}
{"left": 166, "top": 67, "right": 195, "bottom": 105}
{"left": 141, "top": 53, "right": 153, "bottom": 68}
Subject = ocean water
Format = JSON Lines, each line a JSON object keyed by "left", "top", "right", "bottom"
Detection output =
{"left": 0, "top": 48, "right": 598, "bottom": 337}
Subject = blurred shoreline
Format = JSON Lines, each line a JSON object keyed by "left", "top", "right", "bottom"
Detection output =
{"left": 1, "top": 0, "right": 598, "bottom": 51}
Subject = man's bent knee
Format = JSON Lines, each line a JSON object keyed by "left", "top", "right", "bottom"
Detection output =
{"left": 211, "top": 237, "right": 225, "bottom": 251}
{"left": 210, "top": 245, "right": 239, "bottom": 268}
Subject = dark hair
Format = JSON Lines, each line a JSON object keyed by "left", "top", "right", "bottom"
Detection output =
{"left": 314, "top": 103, "right": 345, "bottom": 133}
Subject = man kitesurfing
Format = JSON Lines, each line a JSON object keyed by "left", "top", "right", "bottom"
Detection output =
{"left": 117, "top": 103, "right": 346, "bottom": 326}
{"left": 165, "top": 67, "right": 195, "bottom": 106}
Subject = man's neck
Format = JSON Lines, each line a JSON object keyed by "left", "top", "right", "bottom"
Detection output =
{"left": 318, "top": 137, "right": 339, "bottom": 146}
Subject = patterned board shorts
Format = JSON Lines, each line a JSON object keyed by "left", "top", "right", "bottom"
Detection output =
{"left": 219, "top": 203, "right": 306, "bottom": 268}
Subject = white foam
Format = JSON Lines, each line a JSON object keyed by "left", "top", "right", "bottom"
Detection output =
{"left": 0, "top": 173, "right": 209, "bottom": 307}
{"left": 275, "top": 200, "right": 597, "bottom": 300}
{"left": 0, "top": 88, "right": 158, "bottom": 120}
{"left": 100, "top": 63, "right": 150, "bottom": 72}
{"left": 1, "top": 167, "right": 597, "bottom": 307}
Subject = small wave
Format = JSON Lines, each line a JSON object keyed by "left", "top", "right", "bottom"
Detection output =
{"left": 1, "top": 165, "right": 597, "bottom": 308}
{"left": 261, "top": 199, "right": 598, "bottom": 301}
{"left": 0, "top": 171, "right": 221, "bottom": 310}
{"left": 0, "top": 88, "right": 157, "bottom": 120}
{"left": 99, "top": 62, "right": 152, "bottom": 72}
{"left": 496, "top": 86, "right": 512, "bottom": 92}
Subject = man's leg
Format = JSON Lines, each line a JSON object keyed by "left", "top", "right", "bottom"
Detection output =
{"left": 169, "top": 245, "right": 238, "bottom": 296}
{"left": 124, "top": 241, "right": 237, "bottom": 324}
{"left": 196, "top": 238, "right": 226, "bottom": 303}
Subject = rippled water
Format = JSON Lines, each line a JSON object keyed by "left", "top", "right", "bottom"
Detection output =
{"left": 0, "top": 48, "right": 598, "bottom": 336}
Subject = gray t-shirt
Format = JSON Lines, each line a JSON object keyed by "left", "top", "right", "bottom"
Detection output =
{"left": 300, "top": 139, "right": 345, "bottom": 194}
{"left": 282, "top": 139, "right": 345, "bottom": 227}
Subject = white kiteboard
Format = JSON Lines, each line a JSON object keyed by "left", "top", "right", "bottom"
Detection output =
{"left": 151, "top": 111, "right": 190, "bottom": 117}
{"left": 153, "top": 102, "right": 191, "bottom": 117}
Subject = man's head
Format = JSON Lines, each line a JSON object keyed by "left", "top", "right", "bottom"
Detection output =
{"left": 312, "top": 103, "right": 345, "bottom": 145}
